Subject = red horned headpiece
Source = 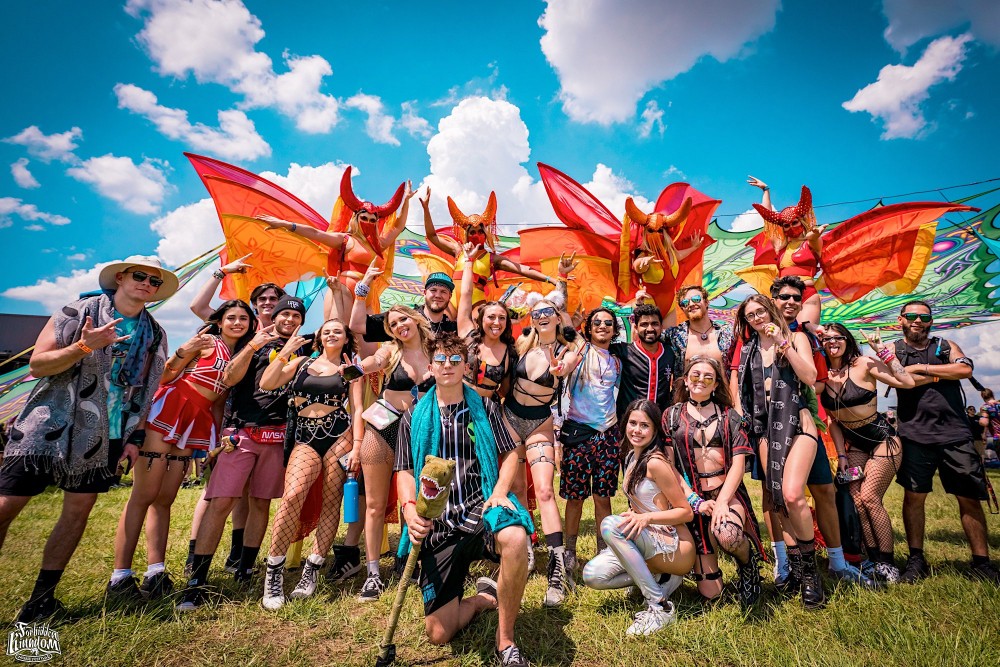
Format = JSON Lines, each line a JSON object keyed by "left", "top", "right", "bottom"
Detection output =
{"left": 447, "top": 192, "right": 499, "bottom": 246}
{"left": 752, "top": 185, "right": 813, "bottom": 228}
{"left": 339, "top": 166, "right": 405, "bottom": 219}
{"left": 624, "top": 196, "right": 692, "bottom": 232}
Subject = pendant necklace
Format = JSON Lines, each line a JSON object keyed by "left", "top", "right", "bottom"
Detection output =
{"left": 690, "top": 322, "right": 713, "bottom": 342}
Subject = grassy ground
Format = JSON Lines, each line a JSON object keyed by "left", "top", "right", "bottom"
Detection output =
{"left": 2, "top": 472, "right": 999, "bottom": 667}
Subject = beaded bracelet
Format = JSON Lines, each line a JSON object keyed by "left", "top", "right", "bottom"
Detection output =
{"left": 354, "top": 283, "right": 371, "bottom": 298}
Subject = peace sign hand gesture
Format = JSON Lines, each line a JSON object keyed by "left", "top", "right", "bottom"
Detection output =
{"left": 461, "top": 242, "right": 482, "bottom": 261}
{"left": 80, "top": 316, "right": 129, "bottom": 351}
{"left": 546, "top": 345, "right": 568, "bottom": 376}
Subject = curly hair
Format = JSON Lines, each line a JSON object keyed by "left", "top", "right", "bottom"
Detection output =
{"left": 631, "top": 303, "right": 662, "bottom": 324}
{"left": 426, "top": 331, "right": 468, "bottom": 361}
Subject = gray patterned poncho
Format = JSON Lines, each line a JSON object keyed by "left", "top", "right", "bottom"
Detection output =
{"left": 4, "top": 293, "right": 168, "bottom": 485}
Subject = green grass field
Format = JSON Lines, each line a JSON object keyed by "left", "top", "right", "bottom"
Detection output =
{"left": 2, "top": 472, "right": 999, "bottom": 667}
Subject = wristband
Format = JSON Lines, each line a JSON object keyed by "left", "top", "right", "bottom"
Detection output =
{"left": 402, "top": 499, "right": 416, "bottom": 514}
{"left": 290, "top": 222, "right": 297, "bottom": 233}
{"left": 213, "top": 269, "right": 225, "bottom": 280}
{"left": 75, "top": 340, "right": 93, "bottom": 355}
{"left": 354, "top": 283, "right": 371, "bottom": 298}
{"left": 248, "top": 342, "right": 261, "bottom": 352}
{"left": 838, "top": 454, "right": 848, "bottom": 459}
{"left": 276, "top": 355, "right": 289, "bottom": 365}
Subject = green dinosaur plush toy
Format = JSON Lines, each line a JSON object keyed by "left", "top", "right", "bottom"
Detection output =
{"left": 416, "top": 455, "right": 456, "bottom": 519}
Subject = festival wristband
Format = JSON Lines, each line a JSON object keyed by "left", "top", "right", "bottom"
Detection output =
{"left": 213, "top": 269, "right": 225, "bottom": 280}
{"left": 248, "top": 342, "right": 261, "bottom": 352}
{"left": 75, "top": 340, "right": 93, "bottom": 355}
{"left": 276, "top": 355, "right": 289, "bottom": 365}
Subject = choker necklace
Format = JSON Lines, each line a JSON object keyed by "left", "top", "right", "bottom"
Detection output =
{"left": 689, "top": 322, "right": 713, "bottom": 341}
{"left": 688, "top": 397, "right": 713, "bottom": 407}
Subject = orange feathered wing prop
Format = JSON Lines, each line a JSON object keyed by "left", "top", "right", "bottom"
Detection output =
{"left": 737, "top": 200, "right": 980, "bottom": 303}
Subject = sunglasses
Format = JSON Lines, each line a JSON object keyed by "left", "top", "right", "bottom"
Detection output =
{"left": 903, "top": 313, "right": 932, "bottom": 322}
{"left": 775, "top": 293, "right": 803, "bottom": 302}
{"left": 129, "top": 271, "right": 164, "bottom": 288}
{"left": 688, "top": 374, "right": 715, "bottom": 385}
{"left": 679, "top": 294, "right": 703, "bottom": 307}
{"left": 822, "top": 336, "right": 847, "bottom": 343}
{"left": 432, "top": 353, "right": 465, "bottom": 367}
{"left": 592, "top": 318, "right": 615, "bottom": 327}
{"left": 530, "top": 306, "right": 557, "bottom": 320}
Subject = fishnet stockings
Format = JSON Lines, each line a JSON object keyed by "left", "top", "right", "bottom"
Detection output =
{"left": 847, "top": 439, "right": 901, "bottom": 557}
{"left": 268, "top": 437, "right": 350, "bottom": 558}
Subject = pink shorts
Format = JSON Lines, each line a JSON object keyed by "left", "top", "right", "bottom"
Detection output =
{"left": 205, "top": 428, "right": 285, "bottom": 500}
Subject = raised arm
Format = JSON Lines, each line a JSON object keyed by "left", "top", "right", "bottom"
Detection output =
{"left": 777, "top": 329, "right": 817, "bottom": 386}
{"left": 748, "top": 175, "right": 772, "bottom": 211}
{"left": 378, "top": 180, "right": 415, "bottom": 248}
{"left": 256, "top": 214, "right": 345, "bottom": 249}
{"left": 421, "top": 188, "right": 460, "bottom": 256}
{"left": 29, "top": 315, "right": 128, "bottom": 378}
{"left": 189, "top": 253, "right": 253, "bottom": 320}
{"left": 457, "top": 243, "right": 479, "bottom": 337}
{"left": 222, "top": 325, "right": 275, "bottom": 387}
{"left": 258, "top": 328, "right": 310, "bottom": 391}
{"left": 348, "top": 261, "right": 383, "bottom": 337}
{"left": 859, "top": 329, "right": 914, "bottom": 389}
{"left": 160, "top": 326, "right": 216, "bottom": 385}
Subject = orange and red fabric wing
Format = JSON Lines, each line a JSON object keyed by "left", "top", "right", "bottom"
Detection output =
{"left": 821, "top": 202, "right": 979, "bottom": 302}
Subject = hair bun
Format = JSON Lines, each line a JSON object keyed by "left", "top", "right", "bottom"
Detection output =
{"left": 562, "top": 326, "right": 578, "bottom": 342}
{"left": 520, "top": 326, "right": 534, "bottom": 337}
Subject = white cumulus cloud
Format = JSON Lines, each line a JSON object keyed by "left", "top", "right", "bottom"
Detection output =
{"left": 3, "top": 126, "right": 82, "bottom": 163}
{"left": 345, "top": 94, "right": 400, "bottom": 146}
{"left": 114, "top": 83, "right": 271, "bottom": 160}
{"left": 126, "top": 0, "right": 339, "bottom": 133}
{"left": 539, "top": 0, "right": 780, "bottom": 124}
{"left": 400, "top": 102, "right": 433, "bottom": 139}
{"left": 66, "top": 154, "right": 171, "bottom": 214}
{"left": 842, "top": 33, "right": 972, "bottom": 139}
{"left": 0, "top": 197, "right": 71, "bottom": 228}
{"left": 728, "top": 208, "right": 765, "bottom": 232}
{"left": 11, "top": 158, "right": 40, "bottom": 189}
{"left": 881, "top": 0, "right": 1000, "bottom": 52}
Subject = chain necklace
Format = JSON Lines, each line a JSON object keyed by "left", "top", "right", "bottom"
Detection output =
{"left": 439, "top": 401, "right": 464, "bottom": 429}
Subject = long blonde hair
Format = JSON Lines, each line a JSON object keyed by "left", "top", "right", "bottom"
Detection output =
{"left": 383, "top": 304, "right": 433, "bottom": 373}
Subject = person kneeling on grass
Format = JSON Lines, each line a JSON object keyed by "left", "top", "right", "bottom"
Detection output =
{"left": 583, "top": 399, "right": 696, "bottom": 637}
{"left": 395, "top": 332, "right": 533, "bottom": 667}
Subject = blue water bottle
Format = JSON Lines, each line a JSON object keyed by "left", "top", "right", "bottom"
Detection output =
{"left": 343, "top": 473, "right": 359, "bottom": 523}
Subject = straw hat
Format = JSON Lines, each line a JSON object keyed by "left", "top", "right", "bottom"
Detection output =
{"left": 98, "top": 255, "right": 180, "bottom": 301}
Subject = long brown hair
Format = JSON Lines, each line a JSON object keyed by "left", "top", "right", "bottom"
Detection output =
{"left": 619, "top": 399, "right": 670, "bottom": 497}
{"left": 734, "top": 293, "right": 792, "bottom": 346}
{"left": 672, "top": 356, "right": 735, "bottom": 410}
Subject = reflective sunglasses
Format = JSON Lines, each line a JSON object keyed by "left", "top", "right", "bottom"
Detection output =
{"left": 432, "top": 353, "right": 465, "bottom": 367}
{"left": 775, "top": 293, "right": 803, "bottom": 302}
{"left": 822, "top": 336, "right": 847, "bottom": 343}
{"left": 903, "top": 313, "right": 932, "bottom": 322}
{"left": 679, "top": 294, "right": 704, "bottom": 307}
{"left": 530, "top": 306, "right": 557, "bottom": 320}
{"left": 688, "top": 373, "right": 715, "bottom": 385}
{"left": 129, "top": 270, "right": 164, "bottom": 288}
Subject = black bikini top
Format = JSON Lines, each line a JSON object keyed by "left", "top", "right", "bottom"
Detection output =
{"left": 690, "top": 412, "right": 724, "bottom": 449}
{"left": 468, "top": 345, "right": 510, "bottom": 390}
{"left": 514, "top": 344, "right": 563, "bottom": 388}
{"left": 384, "top": 359, "right": 435, "bottom": 394}
{"left": 290, "top": 359, "right": 348, "bottom": 408}
{"left": 821, "top": 376, "right": 877, "bottom": 411}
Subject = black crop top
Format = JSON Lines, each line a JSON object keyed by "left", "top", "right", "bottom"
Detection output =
{"left": 384, "top": 359, "right": 436, "bottom": 394}
{"left": 290, "top": 359, "right": 349, "bottom": 410}
{"left": 821, "top": 376, "right": 877, "bottom": 411}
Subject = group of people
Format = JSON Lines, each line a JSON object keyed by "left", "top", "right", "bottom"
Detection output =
{"left": 0, "top": 190, "right": 998, "bottom": 667}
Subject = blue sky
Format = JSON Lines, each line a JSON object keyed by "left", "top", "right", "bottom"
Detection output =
{"left": 1, "top": 0, "right": 999, "bottom": 395}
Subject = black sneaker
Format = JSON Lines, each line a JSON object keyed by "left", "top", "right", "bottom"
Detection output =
{"left": 16, "top": 596, "right": 66, "bottom": 624}
{"left": 496, "top": 643, "right": 529, "bottom": 667}
{"left": 233, "top": 567, "right": 254, "bottom": 586}
{"left": 325, "top": 545, "right": 362, "bottom": 583}
{"left": 106, "top": 576, "right": 143, "bottom": 607}
{"left": 970, "top": 560, "right": 1000, "bottom": 586}
{"left": 140, "top": 572, "right": 175, "bottom": 599}
{"left": 900, "top": 553, "right": 930, "bottom": 584}
{"left": 175, "top": 585, "right": 207, "bottom": 612}
{"left": 223, "top": 555, "right": 240, "bottom": 575}
{"left": 358, "top": 573, "right": 385, "bottom": 602}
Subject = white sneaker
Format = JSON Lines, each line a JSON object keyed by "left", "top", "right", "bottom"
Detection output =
{"left": 526, "top": 542, "right": 536, "bottom": 575}
{"left": 290, "top": 557, "right": 323, "bottom": 599}
{"left": 262, "top": 563, "right": 285, "bottom": 611}
{"left": 874, "top": 562, "right": 901, "bottom": 584}
{"left": 626, "top": 602, "right": 676, "bottom": 636}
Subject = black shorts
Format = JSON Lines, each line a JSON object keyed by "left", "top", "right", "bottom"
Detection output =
{"left": 419, "top": 525, "right": 498, "bottom": 615}
{"left": 896, "top": 437, "right": 988, "bottom": 500}
{"left": 806, "top": 433, "right": 834, "bottom": 486}
{"left": 0, "top": 439, "right": 124, "bottom": 497}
